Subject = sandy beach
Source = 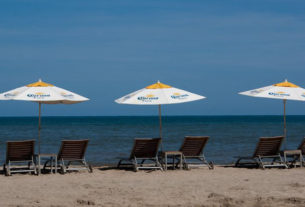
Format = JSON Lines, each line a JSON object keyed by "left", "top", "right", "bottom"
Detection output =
{"left": 1, "top": 166, "right": 305, "bottom": 207}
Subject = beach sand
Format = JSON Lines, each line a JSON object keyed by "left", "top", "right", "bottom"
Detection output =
{"left": 1, "top": 166, "right": 305, "bottom": 207}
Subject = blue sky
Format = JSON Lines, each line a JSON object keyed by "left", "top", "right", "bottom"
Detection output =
{"left": 0, "top": 0, "right": 305, "bottom": 116}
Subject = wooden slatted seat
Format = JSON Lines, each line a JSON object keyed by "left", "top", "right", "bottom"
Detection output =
{"left": 235, "top": 136, "right": 288, "bottom": 169}
{"left": 179, "top": 136, "right": 213, "bottom": 169}
{"left": 44, "top": 139, "right": 92, "bottom": 174}
{"left": 117, "top": 138, "right": 163, "bottom": 172}
{"left": 3, "top": 140, "right": 37, "bottom": 176}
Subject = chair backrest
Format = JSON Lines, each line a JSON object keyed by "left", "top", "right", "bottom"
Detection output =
{"left": 253, "top": 136, "right": 284, "bottom": 157}
{"left": 298, "top": 137, "right": 305, "bottom": 155}
{"left": 179, "top": 136, "right": 209, "bottom": 156}
{"left": 130, "top": 138, "right": 161, "bottom": 159}
{"left": 58, "top": 139, "right": 89, "bottom": 160}
{"left": 6, "top": 140, "right": 35, "bottom": 163}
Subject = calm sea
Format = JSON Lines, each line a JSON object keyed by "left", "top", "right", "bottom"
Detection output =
{"left": 0, "top": 116, "right": 304, "bottom": 165}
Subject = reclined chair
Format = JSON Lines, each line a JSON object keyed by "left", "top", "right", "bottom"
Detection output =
{"left": 283, "top": 137, "right": 305, "bottom": 167}
{"left": 235, "top": 136, "right": 288, "bottom": 169}
{"left": 44, "top": 139, "right": 92, "bottom": 174}
{"left": 179, "top": 136, "right": 213, "bottom": 170}
{"left": 117, "top": 138, "right": 163, "bottom": 172}
{"left": 3, "top": 140, "right": 37, "bottom": 176}
{"left": 298, "top": 137, "right": 305, "bottom": 158}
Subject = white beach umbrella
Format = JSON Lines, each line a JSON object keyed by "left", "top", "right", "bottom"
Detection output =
{"left": 115, "top": 81, "right": 205, "bottom": 140}
{"left": 239, "top": 79, "right": 305, "bottom": 146}
{"left": 0, "top": 79, "right": 89, "bottom": 153}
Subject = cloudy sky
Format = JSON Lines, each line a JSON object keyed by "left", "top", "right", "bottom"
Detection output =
{"left": 0, "top": 0, "right": 305, "bottom": 116}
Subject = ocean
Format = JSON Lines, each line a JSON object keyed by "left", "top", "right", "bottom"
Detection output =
{"left": 0, "top": 116, "right": 304, "bottom": 166}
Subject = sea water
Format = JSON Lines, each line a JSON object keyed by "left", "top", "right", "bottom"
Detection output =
{"left": 0, "top": 116, "right": 304, "bottom": 165}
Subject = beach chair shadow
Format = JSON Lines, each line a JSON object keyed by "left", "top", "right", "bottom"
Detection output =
{"left": 179, "top": 136, "right": 214, "bottom": 170}
{"left": 235, "top": 136, "right": 288, "bottom": 169}
{"left": 117, "top": 138, "right": 163, "bottom": 172}
{"left": 3, "top": 140, "right": 37, "bottom": 176}
{"left": 44, "top": 139, "right": 93, "bottom": 174}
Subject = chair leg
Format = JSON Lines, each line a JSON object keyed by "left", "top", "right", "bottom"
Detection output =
{"left": 82, "top": 160, "right": 93, "bottom": 173}
{"left": 32, "top": 161, "right": 38, "bottom": 175}
{"left": 117, "top": 160, "right": 122, "bottom": 168}
{"left": 208, "top": 161, "right": 214, "bottom": 170}
{"left": 28, "top": 162, "right": 32, "bottom": 175}
{"left": 235, "top": 158, "right": 242, "bottom": 167}
{"left": 88, "top": 163, "right": 93, "bottom": 173}
{"left": 181, "top": 155, "right": 189, "bottom": 170}
{"left": 3, "top": 164, "right": 9, "bottom": 176}
{"left": 43, "top": 160, "right": 50, "bottom": 171}
{"left": 279, "top": 155, "right": 288, "bottom": 169}
{"left": 155, "top": 157, "right": 163, "bottom": 171}
{"left": 60, "top": 159, "right": 66, "bottom": 174}
{"left": 132, "top": 158, "right": 138, "bottom": 172}
{"left": 257, "top": 157, "right": 264, "bottom": 169}
{"left": 7, "top": 162, "right": 11, "bottom": 176}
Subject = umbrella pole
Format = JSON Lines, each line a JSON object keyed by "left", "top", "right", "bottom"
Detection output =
{"left": 159, "top": 104, "right": 162, "bottom": 138}
{"left": 159, "top": 104, "right": 163, "bottom": 151}
{"left": 38, "top": 102, "right": 41, "bottom": 155}
{"left": 283, "top": 99, "right": 287, "bottom": 149}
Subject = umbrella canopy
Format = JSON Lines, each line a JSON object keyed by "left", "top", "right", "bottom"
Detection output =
{"left": 239, "top": 80, "right": 305, "bottom": 101}
{"left": 239, "top": 79, "right": 305, "bottom": 147}
{"left": 115, "top": 81, "right": 205, "bottom": 140}
{"left": 116, "top": 81, "right": 205, "bottom": 105}
{"left": 0, "top": 79, "right": 89, "bottom": 153}
{"left": 0, "top": 79, "right": 88, "bottom": 104}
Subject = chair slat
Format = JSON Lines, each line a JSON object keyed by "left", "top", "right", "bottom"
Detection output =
{"left": 253, "top": 136, "right": 284, "bottom": 157}
{"left": 180, "top": 136, "right": 209, "bottom": 156}
{"left": 58, "top": 140, "right": 89, "bottom": 160}
{"left": 6, "top": 140, "right": 35, "bottom": 162}
{"left": 130, "top": 138, "right": 161, "bottom": 159}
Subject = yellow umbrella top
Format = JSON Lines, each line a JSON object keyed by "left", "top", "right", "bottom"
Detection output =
{"left": 273, "top": 80, "right": 300, "bottom": 88}
{"left": 27, "top": 79, "right": 53, "bottom": 87}
{"left": 145, "top": 81, "right": 172, "bottom": 89}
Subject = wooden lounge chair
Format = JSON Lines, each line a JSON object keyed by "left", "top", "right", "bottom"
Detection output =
{"left": 283, "top": 137, "right": 305, "bottom": 167}
{"left": 44, "top": 139, "right": 92, "bottom": 174}
{"left": 179, "top": 136, "right": 214, "bottom": 170}
{"left": 117, "top": 138, "right": 163, "bottom": 172}
{"left": 298, "top": 137, "right": 305, "bottom": 156}
{"left": 3, "top": 140, "right": 37, "bottom": 176}
{"left": 235, "top": 136, "right": 288, "bottom": 169}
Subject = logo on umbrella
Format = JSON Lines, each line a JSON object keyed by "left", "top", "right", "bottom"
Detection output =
{"left": 249, "top": 89, "right": 263, "bottom": 95}
{"left": 61, "top": 92, "right": 74, "bottom": 98}
{"left": 171, "top": 93, "right": 189, "bottom": 99}
{"left": 268, "top": 91, "right": 290, "bottom": 97}
{"left": 27, "top": 92, "right": 51, "bottom": 99}
{"left": 4, "top": 92, "right": 18, "bottom": 98}
{"left": 138, "top": 94, "right": 159, "bottom": 102}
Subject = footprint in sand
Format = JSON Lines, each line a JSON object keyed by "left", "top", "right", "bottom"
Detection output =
{"left": 289, "top": 182, "right": 305, "bottom": 188}
{"left": 76, "top": 199, "right": 95, "bottom": 206}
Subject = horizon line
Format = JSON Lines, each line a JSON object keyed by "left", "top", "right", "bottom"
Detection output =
{"left": 0, "top": 114, "right": 305, "bottom": 118}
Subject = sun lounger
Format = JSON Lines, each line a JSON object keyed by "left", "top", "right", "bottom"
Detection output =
{"left": 3, "top": 140, "right": 37, "bottom": 176}
{"left": 117, "top": 138, "right": 163, "bottom": 172}
{"left": 235, "top": 136, "right": 288, "bottom": 169}
{"left": 284, "top": 137, "right": 305, "bottom": 167}
{"left": 296, "top": 137, "right": 305, "bottom": 165}
{"left": 179, "top": 136, "right": 213, "bottom": 170}
{"left": 44, "top": 139, "right": 92, "bottom": 174}
{"left": 298, "top": 137, "right": 305, "bottom": 156}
